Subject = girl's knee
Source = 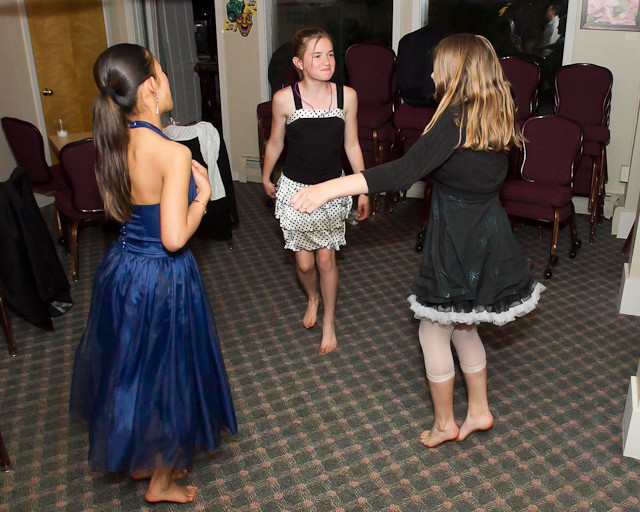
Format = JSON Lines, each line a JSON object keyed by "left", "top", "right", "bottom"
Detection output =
{"left": 315, "top": 251, "right": 336, "bottom": 272}
{"left": 296, "top": 260, "right": 315, "bottom": 274}
{"left": 295, "top": 251, "right": 316, "bottom": 274}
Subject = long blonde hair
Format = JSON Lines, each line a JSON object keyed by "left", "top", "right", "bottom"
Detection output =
{"left": 423, "top": 34, "right": 523, "bottom": 152}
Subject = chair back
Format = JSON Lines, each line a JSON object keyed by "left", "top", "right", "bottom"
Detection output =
{"left": 345, "top": 44, "right": 397, "bottom": 105}
{"left": 554, "top": 63, "right": 613, "bottom": 127}
{"left": 257, "top": 101, "right": 273, "bottom": 140}
{"left": 58, "top": 139, "right": 103, "bottom": 213}
{"left": 1, "top": 117, "right": 52, "bottom": 185}
{"left": 520, "top": 116, "right": 583, "bottom": 186}
{"left": 392, "top": 104, "right": 436, "bottom": 155}
{"left": 268, "top": 42, "right": 298, "bottom": 95}
{"left": 499, "top": 56, "right": 540, "bottom": 121}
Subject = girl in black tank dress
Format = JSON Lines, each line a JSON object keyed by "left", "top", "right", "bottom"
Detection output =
{"left": 291, "top": 34, "right": 545, "bottom": 447}
{"left": 262, "top": 28, "right": 370, "bottom": 354}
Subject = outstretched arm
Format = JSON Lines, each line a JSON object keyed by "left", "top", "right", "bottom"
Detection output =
{"left": 291, "top": 172, "right": 369, "bottom": 214}
{"left": 292, "top": 107, "right": 458, "bottom": 214}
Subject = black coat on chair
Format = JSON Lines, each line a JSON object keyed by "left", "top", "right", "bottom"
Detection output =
{"left": 0, "top": 167, "right": 72, "bottom": 331}
{"left": 396, "top": 24, "right": 452, "bottom": 108}
{"left": 176, "top": 136, "right": 239, "bottom": 244}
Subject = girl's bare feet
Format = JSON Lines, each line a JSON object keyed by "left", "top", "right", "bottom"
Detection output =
{"left": 145, "top": 481, "right": 198, "bottom": 503}
{"left": 130, "top": 469, "right": 187, "bottom": 481}
{"left": 420, "top": 422, "right": 460, "bottom": 448}
{"left": 303, "top": 295, "right": 320, "bottom": 328}
{"left": 456, "top": 412, "right": 493, "bottom": 441}
{"left": 145, "top": 468, "right": 197, "bottom": 503}
{"left": 319, "top": 321, "right": 337, "bottom": 353}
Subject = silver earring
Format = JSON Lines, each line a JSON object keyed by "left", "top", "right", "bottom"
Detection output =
{"left": 155, "top": 95, "right": 159, "bottom": 115}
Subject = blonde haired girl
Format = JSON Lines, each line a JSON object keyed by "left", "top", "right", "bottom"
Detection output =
{"left": 291, "top": 34, "right": 544, "bottom": 447}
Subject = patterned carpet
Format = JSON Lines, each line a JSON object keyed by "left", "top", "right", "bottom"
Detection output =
{"left": 1, "top": 182, "right": 639, "bottom": 511}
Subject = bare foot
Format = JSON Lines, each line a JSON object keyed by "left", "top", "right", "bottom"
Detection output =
{"left": 456, "top": 412, "right": 494, "bottom": 442}
{"left": 420, "top": 423, "right": 460, "bottom": 448}
{"left": 131, "top": 469, "right": 187, "bottom": 481}
{"left": 319, "top": 322, "right": 337, "bottom": 354}
{"left": 145, "top": 481, "right": 198, "bottom": 504}
{"left": 303, "top": 295, "right": 320, "bottom": 328}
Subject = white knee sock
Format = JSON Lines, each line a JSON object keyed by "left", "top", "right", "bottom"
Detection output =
{"left": 418, "top": 320, "right": 456, "bottom": 382}
{"left": 451, "top": 325, "right": 487, "bottom": 374}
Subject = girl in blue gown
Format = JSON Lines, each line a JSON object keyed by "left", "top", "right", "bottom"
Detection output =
{"left": 69, "top": 43, "right": 236, "bottom": 504}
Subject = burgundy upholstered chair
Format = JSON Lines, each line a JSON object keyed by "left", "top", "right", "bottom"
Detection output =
{"left": 389, "top": 104, "right": 436, "bottom": 249}
{"left": 345, "top": 43, "right": 398, "bottom": 214}
{"left": 1, "top": 117, "right": 68, "bottom": 195}
{"left": 257, "top": 100, "right": 275, "bottom": 171}
{"left": 345, "top": 43, "right": 398, "bottom": 170}
{"left": 501, "top": 115, "right": 583, "bottom": 279}
{"left": 499, "top": 56, "right": 541, "bottom": 180}
{"left": 256, "top": 59, "right": 297, "bottom": 202}
{"left": 500, "top": 56, "right": 541, "bottom": 122}
{"left": 554, "top": 63, "right": 613, "bottom": 243}
{"left": 55, "top": 138, "right": 105, "bottom": 281}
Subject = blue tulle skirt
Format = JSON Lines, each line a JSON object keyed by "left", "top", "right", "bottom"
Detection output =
{"left": 70, "top": 227, "right": 237, "bottom": 474}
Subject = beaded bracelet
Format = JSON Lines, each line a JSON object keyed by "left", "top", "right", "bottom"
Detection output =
{"left": 192, "top": 198, "right": 207, "bottom": 216}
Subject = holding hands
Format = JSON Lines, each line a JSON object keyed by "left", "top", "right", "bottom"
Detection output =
{"left": 291, "top": 172, "right": 370, "bottom": 219}
{"left": 291, "top": 183, "right": 333, "bottom": 214}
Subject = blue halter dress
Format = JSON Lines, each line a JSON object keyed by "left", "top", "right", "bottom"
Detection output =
{"left": 70, "top": 121, "right": 237, "bottom": 473}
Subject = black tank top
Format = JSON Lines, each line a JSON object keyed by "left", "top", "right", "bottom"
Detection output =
{"left": 283, "top": 83, "right": 345, "bottom": 185}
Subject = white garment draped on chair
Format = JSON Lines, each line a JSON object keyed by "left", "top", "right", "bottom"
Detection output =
{"left": 163, "top": 122, "right": 226, "bottom": 202}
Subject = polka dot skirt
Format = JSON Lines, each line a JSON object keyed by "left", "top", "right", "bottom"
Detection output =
{"left": 275, "top": 174, "right": 352, "bottom": 252}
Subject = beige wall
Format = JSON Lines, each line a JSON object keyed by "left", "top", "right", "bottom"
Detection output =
{"left": 214, "top": 0, "right": 263, "bottom": 181}
{"left": 0, "top": 0, "right": 44, "bottom": 180}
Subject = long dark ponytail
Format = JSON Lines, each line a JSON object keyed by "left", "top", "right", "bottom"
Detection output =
{"left": 92, "top": 43, "right": 155, "bottom": 221}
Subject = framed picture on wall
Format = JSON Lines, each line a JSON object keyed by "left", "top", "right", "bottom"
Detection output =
{"left": 581, "top": 0, "right": 640, "bottom": 31}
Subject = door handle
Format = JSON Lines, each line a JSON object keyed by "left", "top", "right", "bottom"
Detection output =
{"left": 41, "top": 88, "right": 53, "bottom": 96}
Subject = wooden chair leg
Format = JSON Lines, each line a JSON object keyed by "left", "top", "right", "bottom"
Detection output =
{"left": 372, "top": 130, "right": 380, "bottom": 166}
{"left": 622, "top": 221, "right": 635, "bottom": 257}
{"left": 597, "top": 145, "right": 607, "bottom": 223}
{"left": 568, "top": 206, "right": 582, "bottom": 258}
{"left": 71, "top": 220, "right": 80, "bottom": 282}
{"left": 0, "top": 431, "right": 10, "bottom": 471}
{"left": 58, "top": 211, "right": 71, "bottom": 254}
{"left": 369, "top": 193, "right": 380, "bottom": 216}
{"left": 544, "top": 209, "right": 561, "bottom": 279}
{"left": 0, "top": 293, "right": 17, "bottom": 356}
{"left": 589, "top": 155, "right": 599, "bottom": 243}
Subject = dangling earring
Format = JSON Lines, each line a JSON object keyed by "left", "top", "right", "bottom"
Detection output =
{"left": 155, "top": 95, "right": 159, "bottom": 115}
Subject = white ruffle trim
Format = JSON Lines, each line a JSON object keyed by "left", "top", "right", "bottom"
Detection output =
{"left": 408, "top": 282, "right": 546, "bottom": 326}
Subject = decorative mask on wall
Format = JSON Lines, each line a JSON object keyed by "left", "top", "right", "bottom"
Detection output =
{"left": 237, "top": 11, "right": 253, "bottom": 37}
{"left": 226, "top": 0, "right": 244, "bottom": 23}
